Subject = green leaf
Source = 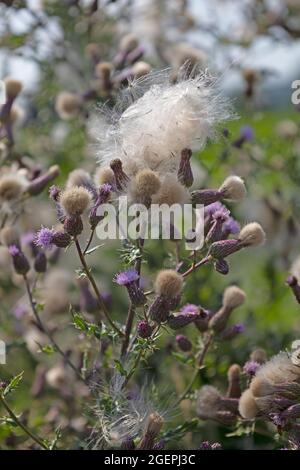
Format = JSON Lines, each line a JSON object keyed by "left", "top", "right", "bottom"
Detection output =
{"left": 114, "top": 360, "right": 127, "bottom": 377}
{"left": 72, "top": 313, "right": 88, "bottom": 332}
{"left": 3, "top": 371, "right": 24, "bottom": 397}
{"left": 37, "top": 344, "right": 57, "bottom": 355}
{"left": 85, "top": 244, "right": 104, "bottom": 255}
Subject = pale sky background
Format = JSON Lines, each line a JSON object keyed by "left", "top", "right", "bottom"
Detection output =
{"left": 0, "top": 0, "right": 299, "bottom": 106}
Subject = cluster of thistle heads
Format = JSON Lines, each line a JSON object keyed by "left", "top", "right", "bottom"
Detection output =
{"left": 196, "top": 345, "right": 300, "bottom": 450}
{"left": 55, "top": 33, "right": 151, "bottom": 121}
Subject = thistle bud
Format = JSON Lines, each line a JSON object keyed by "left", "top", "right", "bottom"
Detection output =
{"left": 221, "top": 323, "right": 245, "bottom": 340}
{"left": 227, "top": 364, "right": 241, "bottom": 398}
{"left": 176, "top": 334, "right": 192, "bottom": 352}
{"left": 64, "top": 215, "right": 83, "bottom": 236}
{"left": 34, "top": 252, "right": 47, "bottom": 273}
{"left": 110, "top": 159, "right": 129, "bottom": 191}
{"left": 191, "top": 188, "right": 221, "bottom": 206}
{"left": 114, "top": 269, "right": 146, "bottom": 306}
{"left": 214, "top": 258, "right": 229, "bottom": 275}
{"left": 238, "top": 389, "right": 259, "bottom": 419}
{"left": 177, "top": 148, "right": 193, "bottom": 187}
{"left": 137, "top": 320, "right": 153, "bottom": 339}
{"left": 138, "top": 412, "right": 164, "bottom": 450}
{"left": 26, "top": 165, "right": 60, "bottom": 196}
{"left": 209, "top": 286, "right": 246, "bottom": 332}
{"left": 209, "top": 238, "right": 242, "bottom": 259}
{"left": 60, "top": 186, "right": 92, "bottom": 216}
{"left": 167, "top": 312, "right": 199, "bottom": 330}
{"left": 286, "top": 275, "right": 300, "bottom": 304}
{"left": 9, "top": 245, "right": 30, "bottom": 275}
{"left": 52, "top": 231, "right": 71, "bottom": 248}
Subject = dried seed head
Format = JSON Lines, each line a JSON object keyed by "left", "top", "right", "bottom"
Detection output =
{"left": 0, "top": 174, "right": 26, "bottom": 201}
{"left": 250, "top": 348, "right": 267, "bottom": 364}
{"left": 239, "top": 389, "right": 259, "bottom": 419}
{"left": 66, "top": 169, "right": 92, "bottom": 189}
{"left": 119, "top": 34, "right": 139, "bottom": 53}
{"left": 94, "top": 166, "right": 116, "bottom": 188}
{"left": 250, "top": 376, "right": 274, "bottom": 397}
{"left": 131, "top": 169, "right": 161, "bottom": 205}
{"left": 110, "top": 159, "right": 129, "bottom": 191}
{"left": 239, "top": 222, "right": 266, "bottom": 247}
{"left": 55, "top": 92, "right": 81, "bottom": 120}
{"left": 145, "top": 412, "right": 164, "bottom": 437}
{"left": 228, "top": 364, "right": 241, "bottom": 382}
{"left": 154, "top": 269, "right": 183, "bottom": 298}
{"left": 4, "top": 78, "right": 22, "bottom": 99}
{"left": 152, "top": 175, "right": 188, "bottom": 206}
{"left": 0, "top": 226, "right": 20, "bottom": 247}
{"left": 63, "top": 214, "right": 83, "bottom": 236}
{"left": 219, "top": 176, "right": 246, "bottom": 201}
{"left": 95, "top": 62, "right": 113, "bottom": 80}
{"left": 223, "top": 286, "right": 246, "bottom": 309}
{"left": 196, "top": 385, "right": 221, "bottom": 419}
{"left": 132, "top": 61, "right": 151, "bottom": 78}
{"left": 60, "top": 186, "right": 92, "bottom": 216}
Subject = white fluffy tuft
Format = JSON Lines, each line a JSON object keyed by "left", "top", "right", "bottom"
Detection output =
{"left": 95, "top": 68, "right": 233, "bottom": 178}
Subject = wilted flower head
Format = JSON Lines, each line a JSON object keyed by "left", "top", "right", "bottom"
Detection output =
{"left": 239, "top": 222, "right": 266, "bottom": 247}
{"left": 96, "top": 68, "right": 232, "bottom": 178}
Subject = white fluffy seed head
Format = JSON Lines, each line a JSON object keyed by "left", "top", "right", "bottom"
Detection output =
{"left": 239, "top": 222, "right": 266, "bottom": 247}
{"left": 250, "top": 376, "right": 275, "bottom": 397}
{"left": 155, "top": 269, "right": 183, "bottom": 298}
{"left": 96, "top": 69, "right": 233, "bottom": 178}
{"left": 254, "top": 352, "right": 300, "bottom": 387}
{"left": 239, "top": 389, "right": 259, "bottom": 419}
{"left": 55, "top": 92, "right": 81, "bottom": 119}
{"left": 59, "top": 186, "right": 92, "bottom": 216}
{"left": 223, "top": 286, "right": 246, "bottom": 309}
{"left": 219, "top": 175, "right": 246, "bottom": 201}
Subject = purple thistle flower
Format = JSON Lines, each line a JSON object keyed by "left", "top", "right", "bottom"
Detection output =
{"left": 204, "top": 202, "right": 224, "bottom": 217}
{"left": 35, "top": 227, "right": 55, "bottom": 249}
{"left": 114, "top": 269, "right": 146, "bottom": 306}
{"left": 180, "top": 303, "right": 199, "bottom": 315}
{"left": 240, "top": 125, "right": 255, "bottom": 141}
{"left": 8, "top": 245, "right": 20, "bottom": 256}
{"left": 222, "top": 216, "right": 240, "bottom": 237}
{"left": 243, "top": 360, "right": 261, "bottom": 376}
{"left": 114, "top": 269, "right": 140, "bottom": 285}
{"left": 167, "top": 312, "right": 199, "bottom": 330}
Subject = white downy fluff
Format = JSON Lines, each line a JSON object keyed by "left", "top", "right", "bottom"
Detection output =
{"left": 95, "top": 68, "right": 233, "bottom": 178}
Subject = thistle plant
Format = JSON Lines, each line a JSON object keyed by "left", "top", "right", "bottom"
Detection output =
{"left": 1, "top": 53, "right": 299, "bottom": 452}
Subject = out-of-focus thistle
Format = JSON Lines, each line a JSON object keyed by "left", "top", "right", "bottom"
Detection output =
{"left": 137, "top": 412, "right": 164, "bottom": 450}
{"left": 191, "top": 175, "right": 246, "bottom": 205}
{"left": 209, "top": 286, "right": 246, "bottom": 333}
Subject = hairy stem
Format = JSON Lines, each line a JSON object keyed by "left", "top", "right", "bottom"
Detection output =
{"left": 74, "top": 237, "right": 124, "bottom": 337}
{"left": 23, "top": 275, "right": 84, "bottom": 382}
{"left": 173, "top": 332, "right": 214, "bottom": 407}
{"left": 0, "top": 393, "right": 48, "bottom": 450}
